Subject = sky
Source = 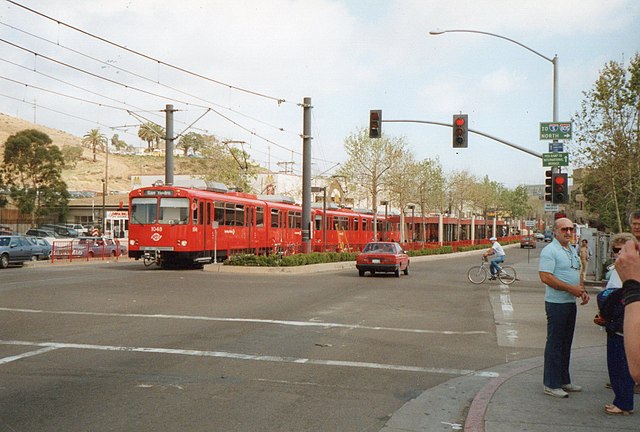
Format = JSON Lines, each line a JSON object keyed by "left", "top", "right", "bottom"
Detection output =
{"left": 0, "top": 0, "right": 638, "bottom": 189}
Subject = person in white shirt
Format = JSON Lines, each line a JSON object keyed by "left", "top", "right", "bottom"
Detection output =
{"left": 483, "top": 237, "right": 505, "bottom": 280}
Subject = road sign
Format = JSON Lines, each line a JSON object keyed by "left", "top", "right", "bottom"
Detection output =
{"left": 544, "top": 203, "right": 560, "bottom": 212}
{"left": 542, "top": 152, "right": 569, "bottom": 167}
{"left": 548, "top": 142, "right": 564, "bottom": 152}
{"left": 540, "top": 122, "right": 572, "bottom": 140}
{"left": 524, "top": 220, "right": 535, "bottom": 227}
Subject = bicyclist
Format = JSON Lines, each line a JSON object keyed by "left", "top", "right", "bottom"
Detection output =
{"left": 483, "top": 237, "right": 506, "bottom": 280}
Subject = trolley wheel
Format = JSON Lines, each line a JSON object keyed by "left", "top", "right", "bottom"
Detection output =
{"left": 467, "top": 266, "right": 487, "bottom": 284}
{"left": 498, "top": 266, "right": 517, "bottom": 285}
{"left": 143, "top": 255, "right": 155, "bottom": 267}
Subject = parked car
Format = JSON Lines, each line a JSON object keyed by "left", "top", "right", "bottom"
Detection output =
{"left": 40, "top": 224, "right": 78, "bottom": 238}
{"left": 356, "top": 241, "right": 409, "bottom": 277}
{"left": 520, "top": 236, "right": 536, "bottom": 249}
{"left": 0, "top": 235, "right": 39, "bottom": 268}
{"left": 534, "top": 232, "right": 545, "bottom": 241}
{"left": 65, "top": 224, "right": 88, "bottom": 235}
{"left": 26, "top": 237, "right": 52, "bottom": 260}
{"left": 53, "top": 236, "right": 127, "bottom": 258}
{"left": 544, "top": 231, "right": 553, "bottom": 242}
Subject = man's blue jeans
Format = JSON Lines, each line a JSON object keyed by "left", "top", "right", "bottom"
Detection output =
{"left": 490, "top": 256, "right": 504, "bottom": 276}
{"left": 544, "top": 301, "right": 577, "bottom": 389}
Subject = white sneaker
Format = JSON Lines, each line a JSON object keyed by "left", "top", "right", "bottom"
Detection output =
{"left": 544, "top": 386, "right": 568, "bottom": 398}
{"left": 562, "top": 383, "right": 582, "bottom": 392}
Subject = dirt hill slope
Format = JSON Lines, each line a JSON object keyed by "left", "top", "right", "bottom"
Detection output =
{"left": 0, "top": 113, "right": 164, "bottom": 192}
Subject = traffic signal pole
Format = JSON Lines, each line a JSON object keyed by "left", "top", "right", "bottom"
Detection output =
{"left": 382, "top": 119, "right": 543, "bottom": 159}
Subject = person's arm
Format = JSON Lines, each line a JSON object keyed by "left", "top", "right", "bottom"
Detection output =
{"left": 616, "top": 240, "right": 640, "bottom": 382}
{"left": 539, "top": 271, "right": 589, "bottom": 304}
{"left": 624, "top": 298, "right": 640, "bottom": 382}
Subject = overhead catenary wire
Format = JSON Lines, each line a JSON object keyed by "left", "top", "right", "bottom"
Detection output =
{"left": 6, "top": 0, "right": 288, "bottom": 105}
{"left": 0, "top": 39, "right": 299, "bottom": 155}
{"left": 1, "top": 1, "right": 343, "bottom": 174}
{"left": 0, "top": 21, "right": 292, "bottom": 136}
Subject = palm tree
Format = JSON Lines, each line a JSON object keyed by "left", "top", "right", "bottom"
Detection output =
{"left": 82, "top": 129, "right": 107, "bottom": 162}
{"left": 137, "top": 122, "right": 165, "bottom": 151}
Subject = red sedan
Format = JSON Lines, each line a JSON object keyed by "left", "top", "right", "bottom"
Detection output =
{"left": 356, "top": 241, "right": 410, "bottom": 277}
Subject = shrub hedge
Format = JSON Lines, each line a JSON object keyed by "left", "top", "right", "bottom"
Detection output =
{"left": 225, "top": 245, "right": 455, "bottom": 267}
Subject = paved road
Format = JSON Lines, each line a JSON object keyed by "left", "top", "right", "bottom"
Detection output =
{"left": 0, "top": 245, "right": 600, "bottom": 431}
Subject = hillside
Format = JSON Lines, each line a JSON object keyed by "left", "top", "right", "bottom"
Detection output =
{"left": 0, "top": 113, "right": 166, "bottom": 193}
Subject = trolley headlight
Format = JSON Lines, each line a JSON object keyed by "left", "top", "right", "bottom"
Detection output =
{"left": 179, "top": 240, "right": 187, "bottom": 247}
{"left": 129, "top": 239, "right": 137, "bottom": 246}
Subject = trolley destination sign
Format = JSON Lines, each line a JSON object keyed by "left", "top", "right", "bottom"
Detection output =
{"left": 540, "top": 122, "right": 572, "bottom": 140}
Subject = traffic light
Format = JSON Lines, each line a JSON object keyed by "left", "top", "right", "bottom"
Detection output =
{"left": 544, "top": 170, "right": 553, "bottom": 202}
{"left": 551, "top": 172, "right": 569, "bottom": 204}
{"left": 452, "top": 114, "right": 468, "bottom": 148}
{"left": 369, "top": 110, "right": 382, "bottom": 138}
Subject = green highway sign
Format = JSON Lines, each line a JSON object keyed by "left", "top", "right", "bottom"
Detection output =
{"left": 542, "top": 152, "right": 569, "bottom": 167}
{"left": 540, "top": 122, "right": 572, "bottom": 140}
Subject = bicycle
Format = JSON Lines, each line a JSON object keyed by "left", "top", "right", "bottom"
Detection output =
{"left": 467, "top": 256, "right": 517, "bottom": 285}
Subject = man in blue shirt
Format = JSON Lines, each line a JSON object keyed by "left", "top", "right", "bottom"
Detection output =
{"left": 539, "top": 217, "right": 590, "bottom": 398}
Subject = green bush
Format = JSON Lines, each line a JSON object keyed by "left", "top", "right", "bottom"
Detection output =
{"left": 225, "top": 251, "right": 357, "bottom": 267}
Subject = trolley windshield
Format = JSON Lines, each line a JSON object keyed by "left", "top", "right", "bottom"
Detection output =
{"left": 130, "top": 197, "right": 190, "bottom": 225}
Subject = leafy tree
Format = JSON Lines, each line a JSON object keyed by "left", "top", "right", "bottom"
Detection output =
{"left": 61, "top": 145, "right": 83, "bottom": 168}
{"left": 192, "top": 135, "right": 259, "bottom": 193}
{"left": 110, "top": 134, "right": 130, "bottom": 153}
{"left": 336, "top": 128, "right": 407, "bottom": 239}
{"left": 137, "top": 122, "right": 165, "bottom": 151}
{"left": 446, "top": 170, "right": 479, "bottom": 240}
{"left": 82, "top": 129, "right": 107, "bottom": 162}
{"left": 571, "top": 53, "right": 640, "bottom": 231}
{"left": 501, "top": 185, "right": 531, "bottom": 220}
{"left": 1, "top": 129, "right": 69, "bottom": 223}
{"left": 177, "top": 132, "right": 204, "bottom": 156}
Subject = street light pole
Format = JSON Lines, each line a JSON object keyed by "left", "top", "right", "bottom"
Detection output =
{"left": 429, "top": 29, "right": 558, "bottom": 123}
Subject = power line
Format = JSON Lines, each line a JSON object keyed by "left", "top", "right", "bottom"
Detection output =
{"left": 0, "top": 39, "right": 298, "bottom": 155}
{"left": 6, "top": 0, "right": 288, "bottom": 105}
{"left": 0, "top": 21, "right": 293, "bottom": 136}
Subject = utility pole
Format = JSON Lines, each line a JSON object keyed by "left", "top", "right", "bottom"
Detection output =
{"left": 164, "top": 104, "right": 176, "bottom": 186}
{"left": 301, "top": 97, "right": 312, "bottom": 253}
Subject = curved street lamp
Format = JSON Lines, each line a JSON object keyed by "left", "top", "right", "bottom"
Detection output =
{"left": 428, "top": 29, "right": 558, "bottom": 123}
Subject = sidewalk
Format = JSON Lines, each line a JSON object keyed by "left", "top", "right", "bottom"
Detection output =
{"left": 381, "top": 346, "right": 637, "bottom": 431}
{"left": 381, "top": 252, "right": 637, "bottom": 431}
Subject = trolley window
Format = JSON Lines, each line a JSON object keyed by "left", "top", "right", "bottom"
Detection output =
{"left": 214, "top": 201, "right": 224, "bottom": 225}
{"left": 158, "top": 197, "right": 189, "bottom": 225}
{"left": 354, "top": 218, "right": 359, "bottom": 231}
{"left": 271, "top": 209, "right": 279, "bottom": 228}
{"left": 314, "top": 215, "right": 323, "bottom": 231}
{"left": 130, "top": 197, "right": 157, "bottom": 224}
{"left": 288, "top": 211, "right": 301, "bottom": 229}
{"left": 362, "top": 219, "right": 368, "bottom": 232}
{"left": 335, "top": 216, "right": 348, "bottom": 231}
{"left": 256, "top": 207, "right": 264, "bottom": 227}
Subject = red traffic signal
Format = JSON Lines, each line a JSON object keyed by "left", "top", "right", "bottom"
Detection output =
{"left": 551, "top": 173, "right": 568, "bottom": 204}
{"left": 369, "top": 110, "right": 382, "bottom": 139}
{"left": 452, "top": 114, "right": 468, "bottom": 148}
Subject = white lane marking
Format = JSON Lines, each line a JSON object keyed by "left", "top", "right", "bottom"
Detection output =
{"left": 0, "top": 346, "right": 59, "bottom": 365}
{"left": 0, "top": 339, "right": 498, "bottom": 378}
{"left": 0, "top": 307, "right": 487, "bottom": 336}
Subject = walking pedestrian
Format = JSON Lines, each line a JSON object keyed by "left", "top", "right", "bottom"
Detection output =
{"left": 539, "top": 217, "right": 590, "bottom": 398}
